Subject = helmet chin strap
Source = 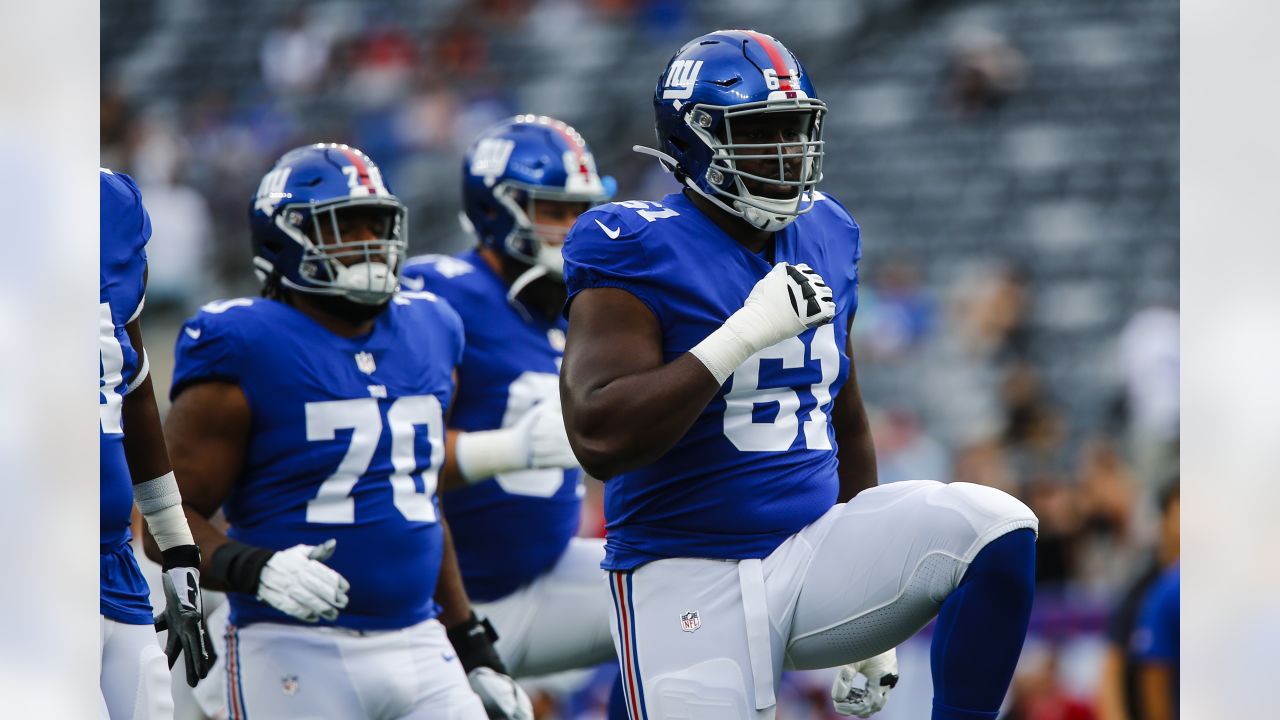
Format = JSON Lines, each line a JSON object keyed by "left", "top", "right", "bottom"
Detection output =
{"left": 506, "top": 263, "right": 548, "bottom": 322}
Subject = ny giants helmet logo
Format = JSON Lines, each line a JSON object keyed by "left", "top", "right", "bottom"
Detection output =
{"left": 471, "top": 138, "right": 516, "bottom": 188}
{"left": 663, "top": 59, "right": 704, "bottom": 107}
{"left": 254, "top": 167, "right": 293, "bottom": 215}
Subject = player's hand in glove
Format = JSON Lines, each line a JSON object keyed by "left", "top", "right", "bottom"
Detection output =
{"left": 691, "top": 262, "right": 837, "bottom": 384}
{"left": 153, "top": 544, "right": 216, "bottom": 687}
{"left": 455, "top": 401, "right": 579, "bottom": 483}
{"left": 447, "top": 612, "right": 534, "bottom": 720}
{"left": 831, "top": 648, "right": 900, "bottom": 718}
{"left": 520, "top": 401, "right": 578, "bottom": 470}
{"left": 256, "top": 539, "right": 350, "bottom": 623}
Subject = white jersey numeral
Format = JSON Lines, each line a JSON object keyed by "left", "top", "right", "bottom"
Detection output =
{"left": 386, "top": 395, "right": 444, "bottom": 521}
{"left": 722, "top": 324, "right": 841, "bottom": 452}
{"left": 304, "top": 396, "right": 442, "bottom": 524}
{"left": 493, "top": 371, "right": 572, "bottom": 498}
{"left": 613, "top": 200, "right": 680, "bottom": 223}
{"left": 99, "top": 302, "right": 125, "bottom": 434}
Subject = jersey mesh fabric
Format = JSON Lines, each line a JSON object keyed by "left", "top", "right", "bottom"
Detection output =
{"left": 563, "top": 192, "right": 861, "bottom": 570}
{"left": 171, "top": 294, "right": 463, "bottom": 630}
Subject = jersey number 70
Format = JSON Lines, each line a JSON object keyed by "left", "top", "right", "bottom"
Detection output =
{"left": 304, "top": 396, "right": 443, "bottom": 524}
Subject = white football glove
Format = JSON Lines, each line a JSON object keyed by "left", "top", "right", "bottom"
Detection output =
{"left": 467, "top": 667, "right": 534, "bottom": 720}
{"left": 691, "top": 262, "right": 837, "bottom": 384}
{"left": 455, "top": 401, "right": 578, "bottom": 482}
{"left": 256, "top": 539, "right": 350, "bottom": 623}
{"left": 831, "top": 648, "right": 900, "bottom": 718}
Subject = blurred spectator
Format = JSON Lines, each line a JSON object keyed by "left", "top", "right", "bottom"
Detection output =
{"left": 344, "top": 18, "right": 417, "bottom": 109}
{"left": 1117, "top": 305, "right": 1179, "bottom": 488}
{"left": 100, "top": 89, "right": 134, "bottom": 170}
{"left": 946, "top": 25, "right": 1028, "bottom": 117}
{"left": 1074, "top": 437, "right": 1143, "bottom": 592}
{"left": 125, "top": 112, "right": 215, "bottom": 312}
{"left": 1094, "top": 481, "right": 1178, "bottom": 720}
{"left": 1131, "top": 563, "right": 1178, "bottom": 720}
{"left": 431, "top": 18, "right": 491, "bottom": 86}
{"left": 854, "top": 261, "right": 934, "bottom": 361}
{"left": 873, "top": 406, "right": 951, "bottom": 484}
{"left": 1003, "top": 645, "right": 1097, "bottom": 720}
{"left": 259, "top": 6, "right": 332, "bottom": 96}
{"left": 953, "top": 439, "right": 1018, "bottom": 496}
{"left": 1024, "top": 474, "right": 1082, "bottom": 587}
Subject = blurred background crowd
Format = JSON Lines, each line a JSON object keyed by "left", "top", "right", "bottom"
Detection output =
{"left": 102, "top": 0, "right": 1179, "bottom": 717}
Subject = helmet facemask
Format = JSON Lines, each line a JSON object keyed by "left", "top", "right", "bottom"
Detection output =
{"left": 274, "top": 196, "right": 409, "bottom": 306}
{"left": 493, "top": 182, "right": 598, "bottom": 280}
{"left": 685, "top": 98, "right": 826, "bottom": 232}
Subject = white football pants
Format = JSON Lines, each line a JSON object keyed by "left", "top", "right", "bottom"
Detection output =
{"left": 100, "top": 616, "right": 172, "bottom": 720}
{"left": 224, "top": 616, "right": 485, "bottom": 719}
{"left": 607, "top": 480, "right": 1038, "bottom": 720}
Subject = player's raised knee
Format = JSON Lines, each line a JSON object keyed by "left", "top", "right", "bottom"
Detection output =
{"left": 941, "top": 481, "right": 1038, "bottom": 549}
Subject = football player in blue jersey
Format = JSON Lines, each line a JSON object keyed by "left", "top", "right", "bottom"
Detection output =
{"left": 559, "top": 30, "right": 1041, "bottom": 720}
{"left": 401, "top": 116, "right": 626, "bottom": 712}
{"left": 148, "top": 144, "right": 531, "bottom": 719}
{"left": 100, "top": 168, "right": 216, "bottom": 718}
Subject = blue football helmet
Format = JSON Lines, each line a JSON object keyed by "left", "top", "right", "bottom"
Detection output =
{"left": 461, "top": 115, "right": 613, "bottom": 288}
{"left": 249, "top": 143, "right": 408, "bottom": 305}
{"left": 640, "top": 29, "right": 826, "bottom": 232}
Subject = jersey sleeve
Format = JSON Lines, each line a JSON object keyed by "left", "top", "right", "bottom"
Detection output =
{"left": 100, "top": 170, "right": 152, "bottom": 266}
{"left": 170, "top": 307, "right": 245, "bottom": 401}
{"left": 100, "top": 170, "right": 152, "bottom": 321}
{"left": 562, "top": 206, "right": 666, "bottom": 323}
{"left": 816, "top": 192, "right": 862, "bottom": 317}
{"left": 435, "top": 295, "right": 467, "bottom": 368}
{"left": 1130, "top": 568, "right": 1180, "bottom": 663}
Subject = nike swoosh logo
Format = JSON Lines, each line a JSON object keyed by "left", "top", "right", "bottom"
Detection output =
{"left": 400, "top": 275, "right": 424, "bottom": 291}
{"left": 442, "top": 652, "right": 456, "bottom": 662}
{"left": 595, "top": 219, "right": 622, "bottom": 239}
{"left": 184, "top": 327, "right": 202, "bottom": 340}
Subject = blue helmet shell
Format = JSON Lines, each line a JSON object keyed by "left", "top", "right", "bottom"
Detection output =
{"left": 650, "top": 30, "right": 826, "bottom": 231}
{"left": 249, "top": 143, "right": 407, "bottom": 305}
{"left": 461, "top": 115, "right": 612, "bottom": 270}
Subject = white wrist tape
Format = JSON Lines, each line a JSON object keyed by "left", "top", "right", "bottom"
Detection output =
{"left": 134, "top": 471, "right": 195, "bottom": 551}
{"left": 690, "top": 305, "right": 790, "bottom": 386}
{"left": 455, "top": 428, "right": 528, "bottom": 483}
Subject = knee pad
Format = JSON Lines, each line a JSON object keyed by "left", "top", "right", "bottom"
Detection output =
{"left": 936, "top": 482, "right": 1038, "bottom": 561}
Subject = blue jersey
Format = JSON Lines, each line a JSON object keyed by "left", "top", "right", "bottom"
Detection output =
{"left": 170, "top": 293, "right": 464, "bottom": 630}
{"left": 99, "top": 169, "right": 155, "bottom": 625}
{"left": 563, "top": 192, "right": 861, "bottom": 570}
{"left": 1131, "top": 564, "right": 1179, "bottom": 709}
{"left": 402, "top": 251, "right": 581, "bottom": 602}
{"left": 1132, "top": 564, "right": 1180, "bottom": 663}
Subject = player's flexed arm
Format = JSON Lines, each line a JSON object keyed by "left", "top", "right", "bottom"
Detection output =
{"left": 562, "top": 263, "right": 835, "bottom": 479}
{"left": 120, "top": 309, "right": 217, "bottom": 688}
{"left": 146, "top": 381, "right": 350, "bottom": 624}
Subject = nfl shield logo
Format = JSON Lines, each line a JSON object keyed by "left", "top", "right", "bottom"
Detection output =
{"left": 680, "top": 610, "right": 701, "bottom": 633}
{"left": 354, "top": 352, "right": 376, "bottom": 375}
{"left": 547, "top": 328, "right": 566, "bottom": 352}
{"left": 281, "top": 674, "right": 299, "bottom": 696}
